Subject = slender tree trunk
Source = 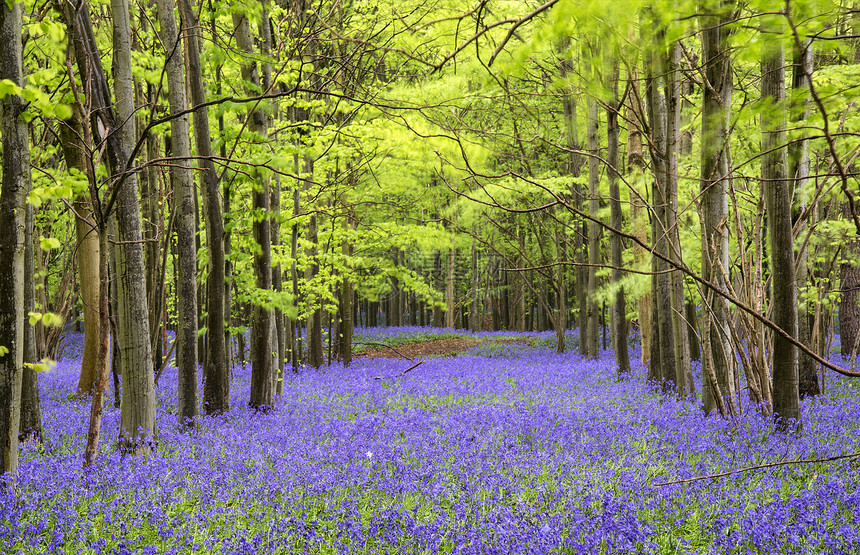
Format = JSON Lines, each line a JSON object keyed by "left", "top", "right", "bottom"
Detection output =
{"left": 233, "top": 10, "right": 274, "bottom": 407}
{"left": 762, "top": 18, "right": 801, "bottom": 428}
{"left": 433, "top": 251, "right": 444, "bottom": 326}
{"left": 340, "top": 204, "right": 354, "bottom": 366}
{"left": 667, "top": 40, "right": 694, "bottom": 397}
{"left": 18, "top": 198, "right": 42, "bottom": 441}
{"left": 585, "top": 92, "right": 601, "bottom": 358}
{"left": 701, "top": 0, "right": 737, "bottom": 415}
{"left": 686, "top": 301, "right": 701, "bottom": 361}
{"left": 20, "top": 202, "right": 42, "bottom": 442}
{"left": 627, "top": 75, "right": 652, "bottom": 366}
{"left": 83, "top": 229, "right": 110, "bottom": 465}
{"left": 181, "top": 0, "right": 228, "bottom": 414}
{"left": 789, "top": 41, "right": 819, "bottom": 396}
{"left": 58, "top": 111, "right": 102, "bottom": 396}
{"left": 470, "top": 225, "right": 479, "bottom": 332}
{"left": 607, "top": 61, "right": 631, "bottom": 376}
{"left": 646, "top": 37, "right": 677, "bottom": 391}
{"left": 0, "top": 0, "right": 30, "bottom": 475}
{"left": 155, "top": 0, "right": 199, "bottom": 429}
{"left": 446, "top": 244, "right": 456, "bottom": 328}
{"left": 840, "top": 204, "right": 860, "bottom": 359}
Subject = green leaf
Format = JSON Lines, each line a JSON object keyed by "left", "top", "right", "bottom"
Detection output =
{"left": 41, "top": 312, "right": 63, "bottom": 327}
{"left": 54, "top": 104, "right": 72, "bottom": 120}
{"left": 24, "top": 359, "right": 55, "bottom": 373}
{"left": 28, "top": 311, "right": 42, "bottom": 326}
{"left": 40, "top": 237, "right": 61, "bottom": 251}
{"left": 0, "top": 346, "right": 8, "bottom": 357}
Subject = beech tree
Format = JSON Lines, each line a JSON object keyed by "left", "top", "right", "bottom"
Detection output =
{"left": 0, "top": 0, "right": 30, "bottom": 476}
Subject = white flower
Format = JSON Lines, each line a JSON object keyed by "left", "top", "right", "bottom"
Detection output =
{"left": 366, "top": 451, "right": 373, "bottom": 459}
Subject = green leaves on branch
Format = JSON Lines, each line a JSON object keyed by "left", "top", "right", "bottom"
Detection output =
{"left": 0, "top": 79, "right": 71, "bottom": 121}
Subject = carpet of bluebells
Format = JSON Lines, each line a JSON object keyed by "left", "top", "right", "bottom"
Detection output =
{"left": 2, "top": 326, "right": 860, "bottom": 554}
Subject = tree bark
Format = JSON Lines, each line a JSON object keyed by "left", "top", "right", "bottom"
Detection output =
{"left": 180, "top": 0, "right": 229, "bottom": 414}
{"left": 789, "top": 41, "right": 819, "bottom": 396}
{"left": 83, "top": 228, "right": 110, "bottom": 465}
{"left": 20, "top": 202, "right": 42, "bottom": 442}
{"left": 585, "top": 92, "right": 601, "bottom": 358}
{"left": 626, "top": 75, "right": 652, "bottom": 367}
{"left": 607, "top": 61, "right": 631, "bottom": 377}
{"left": 645, "top": 36, "right": 677, "bottom": 391}
{"left": 762, "top": 18, "right": 801, "bottom": 428}
{"left": 57, "top": 111, "right": 102, "bottom": 396}
{"left": 0, "top": 0, "right": 30, "bottom": 475}
{"left": 700, "top": 0, "right": 737, "bottom": 415}
{"left": 112, "top": 0, "right": 157, "bottom": 449}
{"left": 666, "top": 40, "right": 694, "bottom": 397}
{"left": 233, "top": 10, "right": 274, "bottom": 407}
{"left": 840, "top": 203, "right": 860, "bottom": 359}
{"left": 155, "top": 0, "right": 199, "bottom": 430}
{"left": 446, "top": 244, "right": 456, "bottom": 328}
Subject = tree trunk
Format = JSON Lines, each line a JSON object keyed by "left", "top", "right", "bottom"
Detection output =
{"left": 667, "top": 40, "right": 694, "bottom": 397}
{"left": 233, "top": 10, "right": 274, "bottom": 407}
{"left": 470, "top": 225, "right": 479, "bottom": 332}
{"left": 0, "top": 0, "right": 30, "bottom": 475}
{"left": 762, "top": 19, "right": 801, "bottom": 428}
{"left": 19, "top": 200, "right": 42, "bottom": 443}
{"left": 840, "top": 204, "right": 860, "bottom": 359}
{"left": 446, "top": 244, "right": 456, "bottom": 328}
{"left": 585, "top": 92, "right": 601, "bottom": 359}
{"left": 607, "top": 61, "right": 631, "bottom": 377}
{"left": 789, "top": 41, "right": 819, "bottom": 396}
{"left": 340, "top": 201, "right": 354, "bottom": 366}
{"left": 646, "top": 38, "right": 677, "bottom": 391}
{"left": 83, "top": 228, "right": 110, "bottom": 465}
{"left": 627, "top": 74, "right": 652, "bottom": 366}
{"left": 58, "top": 110, "right": 102, "bottom": 396}
{"left": 701, "top": 0, "right": 737, "bottom": 415}
{"left": 155, "top": 0, "right": 199, "bottom": 430}
{"left": 181, "top": 0, "right": 228, "bottom": 414}
{"left": 433, "top": 251, "right": 444, "bottom": 326}
{"left": 686, "top": 301, "right": 701, "bottom": 361}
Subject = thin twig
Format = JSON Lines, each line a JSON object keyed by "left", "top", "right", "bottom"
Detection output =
{"left": 354, "top": 341, "right": 414, "bottom": 361}
{"left": 373, "top": 360, "right": 425, "bottom": 381}
{"left": 653, "top": 451, "right": 860, "bottom": 486}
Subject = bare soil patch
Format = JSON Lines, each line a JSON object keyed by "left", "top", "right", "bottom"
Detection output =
{"left": 354, "top": 337, "right": 530, "bottom": 360}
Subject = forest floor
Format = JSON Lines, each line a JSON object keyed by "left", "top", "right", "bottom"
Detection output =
{"left": 5, "top": 327, "right": 860, "bottom": 554}
{"left": 353, "top": 336, "right": 533, "bottom": 359}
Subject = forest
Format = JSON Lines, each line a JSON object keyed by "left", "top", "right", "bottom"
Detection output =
{"left": 1, "top": 0, "right": 860, "bottom": 552}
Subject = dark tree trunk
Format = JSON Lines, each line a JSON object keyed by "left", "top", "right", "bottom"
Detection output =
{"left": 789, "top": 41, "right": 820, "bottom": 397}
{"left": 700, "top": 0, "right": 737, "bottom": 415}
{"left": 181, "top": 0, "right": 229, "bottom": 414}
{"left": 0, "top": 0, "right": 30, "bottom": 474}
{"left": 686, "top": 301, "right": 701, "bottom": 362}
{"left": 762, "top": 18, "right": 801, "bottom": 428}
{"left": 840, "top": 204, "right": 860, "bottom": 359}
{"left": 233, "top": 10, "right": 274, "bottom": 407}
{"left": 20, "top": 203, "right": 42, "bottom": 442}
{"left": 155, "top": 0, "right": 199, "bottom": 430}
{"left": 607, "top": 61, "right": 631, "bottom": 377}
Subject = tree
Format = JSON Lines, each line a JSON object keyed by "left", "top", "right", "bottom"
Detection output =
{"left": 180, "top": 0, "right": 229, "bottom": 414}
{"left": 700, "top": 0, "right": 737, "bottom": 415}
{"left": 761, "top": 11, "right": 801, "bottom": 428}
{"left": 233, "top": 7, "right": 274, "bottom": 409}
{"left": 109, "top": 0, "right": 157, "bottom": 450}
{"left": 154, "top": 0, "right": 199, "bottom": 429}
{"left": 606, "top": 59, "right": 631, "bottom": 377}
{"left": 0, "top": 0, "right": 31, "bottom": 475}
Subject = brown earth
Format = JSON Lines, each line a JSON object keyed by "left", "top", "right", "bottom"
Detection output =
{"left": 354, "top": 337, "right": 531, "bottom": 360}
